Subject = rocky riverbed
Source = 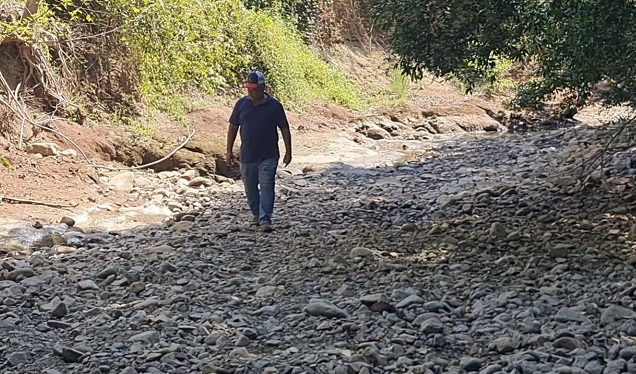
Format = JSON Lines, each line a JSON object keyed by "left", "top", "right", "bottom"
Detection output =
{"left": 1, "top": 120, "right": 636, "bottom": 374}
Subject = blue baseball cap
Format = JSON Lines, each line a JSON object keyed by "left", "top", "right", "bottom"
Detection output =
{"left": 244, "top": 71, "right": 265, "bottom": 89}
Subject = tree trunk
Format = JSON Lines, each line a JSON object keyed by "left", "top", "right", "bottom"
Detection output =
{"left": 25, "top": 0, "right": 40, "bottom": 16}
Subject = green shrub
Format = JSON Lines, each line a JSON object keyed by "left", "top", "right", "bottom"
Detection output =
{"left": 0, "top": 155, "right": 14, "bottom": 170}
{"left": 242, "top": 0, "right": 319, "bottom": 40}
{"left": 103, "top": 0, "right": 252, "bottom": 116}
{"left": 450, "top": 55, "right": 517, "bottom": 96}
{"left": 245, "top": 11, "right": 363, "bottom": 110}
{"left": 51, "top": 0, "right": 363, "bottom": 117}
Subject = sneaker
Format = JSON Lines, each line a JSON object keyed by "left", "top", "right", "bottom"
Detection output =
{"left": 259, "top": 223, "right": 273, "bottom": 233}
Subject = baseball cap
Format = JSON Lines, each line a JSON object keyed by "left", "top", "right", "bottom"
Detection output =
{"left": 243, "top": 71, "right": 265, "bottom": 89}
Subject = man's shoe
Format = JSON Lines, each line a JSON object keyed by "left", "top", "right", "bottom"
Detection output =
{"left": 259, "top": 223, "right": 273, "bottom": 233}
{"left": 251, "top": 217, "right": 260, "bottom": 226}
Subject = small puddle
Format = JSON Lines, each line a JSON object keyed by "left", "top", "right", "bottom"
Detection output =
{"left": 0, "top": 201, "right": 177, "bottom": 256}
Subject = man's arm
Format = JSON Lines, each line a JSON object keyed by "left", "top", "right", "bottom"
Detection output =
{"left": 227, "top": 100, "right": 241, "bottom": 165}
{"left": 281, "top": 126, "right": 292, "bottom": 157}
{"left": 277, "top": 103, "right": 292, "bottom": 166}
{"left": 226, "top": 124, "right": 239, "bottom": 159}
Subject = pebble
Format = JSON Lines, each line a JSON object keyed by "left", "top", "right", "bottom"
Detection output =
{"left": 555, "top": 307, "right": 589, "bottom": 323}
{"left": 420, "top": 317, "right": 444, "bottom": 334}
{"left": 60, "top": 216, "right": 76, "bottom": 227}
{"left": 78, "top": 279, "right": 99, "bottom": 290}
{"left": 396, "top": 294, "right": 424, "bottom": 308}
{"left": 305, "top": 299, "right": 349, "bottom": 319}
{"left": 349, "top": 246, "right": 373, "bottom": 258}
{"left": 461, "top": 356, "right": 483, "bottom": 371}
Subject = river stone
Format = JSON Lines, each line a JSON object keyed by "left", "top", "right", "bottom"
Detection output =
{"left": 305, "top": 300, "right": 348, "bottom": 319}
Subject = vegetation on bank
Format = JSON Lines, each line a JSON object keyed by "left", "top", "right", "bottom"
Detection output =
{"left": 0, "top": 154, "right": 14, "bottom": 170}
{"left": 6, "top": 0, "right": 631, "bottom": 135}
{"left": 108, "top": 0, "right": 363, "bottom": 113}
{"left": 0, "top": 0, "right": 364, "bottom": 128}
{"left": 373, "top": 0, "right": 636, "bottom": 112}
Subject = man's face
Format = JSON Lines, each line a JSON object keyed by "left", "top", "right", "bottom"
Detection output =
{"left": 247, "top": 84, "right": 265, "bottom": 100}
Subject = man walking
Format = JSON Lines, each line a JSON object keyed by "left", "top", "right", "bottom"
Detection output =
{"left": 226, "top": 71, "right": 292, "bottom": 232}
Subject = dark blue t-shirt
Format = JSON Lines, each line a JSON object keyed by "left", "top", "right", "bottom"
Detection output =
{"left": 229, "top": 94, "right": 289, "bottom": 164}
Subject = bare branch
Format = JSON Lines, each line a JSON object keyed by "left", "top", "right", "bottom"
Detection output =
{"left": 0, "top": 195, "right": 78, "bottom": 208}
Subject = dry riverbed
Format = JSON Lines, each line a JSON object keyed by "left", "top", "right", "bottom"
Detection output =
{"left": 2, "top": 110, "right": 636, "bottom": 374}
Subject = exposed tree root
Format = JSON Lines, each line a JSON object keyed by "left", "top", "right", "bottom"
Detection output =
{"left": 0, "top": 0, "right": 82, "bottom": 146}
{"left": 88, "top": 129, "right": 197, "bottom": 172}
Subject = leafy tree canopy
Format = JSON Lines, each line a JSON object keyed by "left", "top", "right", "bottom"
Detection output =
{"left": 372, "top": 0, "right": 636, "bottom": 111}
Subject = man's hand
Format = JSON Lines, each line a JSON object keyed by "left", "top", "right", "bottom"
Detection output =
{"left": 280, "top": 127, "right": 292, "bottom": 167}
{"left": 283, "top": 152, "right": 292, "bottom": 167}
{"left": 226, "top": 152, "right": 235, "bottom": 166}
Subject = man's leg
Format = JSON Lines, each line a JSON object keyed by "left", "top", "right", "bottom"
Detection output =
{"left": 239, "top": 162, "right": 260, "bottom": 222}
{"left": 257, "top": 157, "right": 278, "bottom": 226}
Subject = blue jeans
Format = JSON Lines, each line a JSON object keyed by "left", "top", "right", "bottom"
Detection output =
{"left": 239, "top": 157, "right": 278, "bottom": 224}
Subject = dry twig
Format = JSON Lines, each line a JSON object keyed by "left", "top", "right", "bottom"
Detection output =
{"left": 0, "top": 195, "right": 78, "bottom": 208}
{"left": 576, "top": 111, "right": 636, "bottom": 175}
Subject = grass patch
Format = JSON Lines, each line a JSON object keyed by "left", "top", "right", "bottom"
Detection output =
{"left": 0, "top": 155, "right": 15, "bottom": 171}
{"left": 369, "top": 67, "right": 412, "bottom": 108}
{"left": 246, "top": 11, "right": 364, "bottom": 111}
{"left": 390, "top": 68, "right": 409, "bottom": 99}
{"left": 450, "top": 56, "right": 518, "bottom": 96}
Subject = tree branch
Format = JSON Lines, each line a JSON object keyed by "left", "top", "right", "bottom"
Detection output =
{"left": 24, "top": 0, "right": 40, "bottom": 17}
{"left": 0, "top": 195, "right": 78, "bottom": 208}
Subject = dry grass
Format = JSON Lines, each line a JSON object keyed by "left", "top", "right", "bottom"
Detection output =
{"left": 312, "top": 0, "right": 383, "bottom": 46}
